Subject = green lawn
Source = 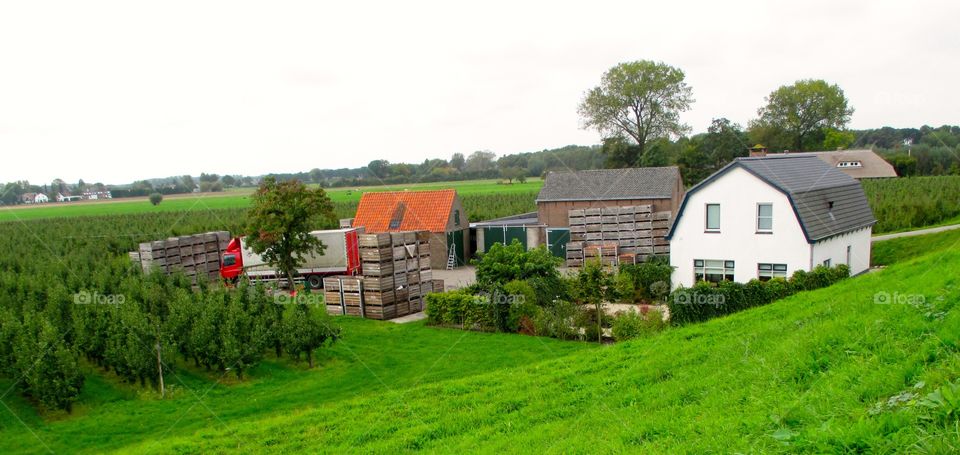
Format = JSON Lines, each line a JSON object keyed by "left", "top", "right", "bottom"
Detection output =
{"left": 872, "top": 227, "right": 960, "bottom": 266}
{"left": 4, "top": 231, "right": 960, "bottom": 453}
{"left": 0, "top": 179, "right": 544, "bottom": 223}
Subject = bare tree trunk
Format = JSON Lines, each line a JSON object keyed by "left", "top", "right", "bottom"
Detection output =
{"left": 595, "top": 302, "right": 602, "bottom": 344}
{"left": 156, "top": 341, "right": 165, "bottom": 398}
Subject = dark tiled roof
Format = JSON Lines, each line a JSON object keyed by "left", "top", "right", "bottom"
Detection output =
{"left": 536, "top": 167, "right": 680, "bottom": 202}
{"left": 668, "top": 155, "right": 876, "bottom": 242}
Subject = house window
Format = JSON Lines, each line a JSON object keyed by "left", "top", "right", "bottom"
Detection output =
{"left": 705, "top": 204, "right": 720, "bottom": 232}
{"left": 757, "top": 263, "right": 787, "bottom": 281}
{"left": 846, "top": 245, "right": 852, "bottom": 266}
{"left": 389, "top": 203, "right": 406, "bottom": 230}
{"left": 694, "top": 259, "right": 734, "bottom": 283}
{"left": 757, "top": 203, "right": 773, "bottom": 232}
{"left": 454, "top": 209, "right": 461, "bottom": 226}
{"left": 823, "top": 259, "right": 831, "bottom": 267}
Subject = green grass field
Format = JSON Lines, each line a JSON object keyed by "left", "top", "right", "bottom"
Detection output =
{"left": 0, "top": 179, "right": 544, "bottom": 223}
{"left": 3, "top": 231, "right": 959, "bottom": 453}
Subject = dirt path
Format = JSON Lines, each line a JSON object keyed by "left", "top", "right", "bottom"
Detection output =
{"left": 872, "top": 223, "right": 960, "bottom": 242}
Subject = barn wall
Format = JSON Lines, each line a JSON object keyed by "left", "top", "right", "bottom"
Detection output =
{"left": 537, "top": 198, "right": 675, "bottom": 228}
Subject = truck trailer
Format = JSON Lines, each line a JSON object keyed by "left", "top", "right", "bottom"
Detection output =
{"left": 219, "top": 228, "right": 361, "bottom": 288}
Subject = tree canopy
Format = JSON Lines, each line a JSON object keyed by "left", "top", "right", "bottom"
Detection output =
{"left": 578, "top": 60, "right": 694, "bottom": 165}
{"left": 245, "top": 178, "right": 335, "bottom": 288}
{"left": 751, "top": 79, "right": 854, "bottom": 152}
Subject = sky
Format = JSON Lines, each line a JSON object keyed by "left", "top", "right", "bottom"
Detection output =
{"left": 1, "top": 0, "right": 958, "bottom": 184}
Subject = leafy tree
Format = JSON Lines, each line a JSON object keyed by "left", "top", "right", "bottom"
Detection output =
{"left": 500, "top": 166, "right": 525, "bottom": 184}
{"left": 474, "top": 241, "right": 561, "bottom": 289}
{"left": 180, "top": 175, "right": 195, "bottom": 190}
{"left": 220, "top": 283, "right": 265, "bottom": 379}
{"left": 600, "top": 136, "right": 642, "bottom": 168}
{"left": 571, "top": 260, "right": 616, "bottom": 343}
{"left": 823, "top": 128, "right": 856, "bottom": 150}
{"left": 309, "top": 168, "right": 324, "bottom": 184}
{"left": 702, "top": 118, "right": 748, "bottom": 168}
{"left": 450, "top": 152, "right": 466, "bottom": 171}
{"left": 283, "top": 304, "right": 338, "bottom": 368}
{"left": 220, "top": 175, "right": 236, "bottom": 187}
{"left": 578, "top": 60, "right": 694, "bottom": 164}
{"left": 149, "top": 193, "right": 163, "bottom": 206}
{"left": 245, "top": 177, "right": 335, "bottom": 288}
{"left": 752, "top": 79, "right": 854, "bottom": 152}
{"left": 199, "top": 173, "right": 220, "bottom": 183}
{"left": 367, "top": 160, "right": 390, "bottom": 179}
{"left": 465, "top": 151, "right": 497, "bottom": 174}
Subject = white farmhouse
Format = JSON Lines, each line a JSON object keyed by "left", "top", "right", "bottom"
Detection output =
{"left": 667, "top": 155, "right": 876, "bottom": 289}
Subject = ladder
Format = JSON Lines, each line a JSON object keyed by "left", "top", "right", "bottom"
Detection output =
{"left": 446, "top": 243, "right": 457, "bottom": 270}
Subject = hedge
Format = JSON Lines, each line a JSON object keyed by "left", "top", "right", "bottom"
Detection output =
{"left": 668, "top": 264, "right": 850, "bottom": 324}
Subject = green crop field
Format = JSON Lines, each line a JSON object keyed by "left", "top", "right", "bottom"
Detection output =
{"left": 0, "top": 178, "right": 544, "bottom": 223}
{"left": 2, "top": 228, "right": 959, "bottom": 453}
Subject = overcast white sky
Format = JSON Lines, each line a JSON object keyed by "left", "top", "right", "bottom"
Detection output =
{"left": 1, "top": 0, "right": 957, "bottom": 184}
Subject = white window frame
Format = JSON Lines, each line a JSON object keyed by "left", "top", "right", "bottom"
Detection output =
{"left": 823, "top": 259, "right": 832, "bottom": 267}
{"left": 757, "top": 203, "right": 773, "bottom": 233}
{"left": 694, "top": 259, "right": 734, "bottom": 283}
{"left": 705, "top": 204, "right": 720, "bottom": 232}
{"left": 757, "top": 263, "right": 787, "bottom": 281}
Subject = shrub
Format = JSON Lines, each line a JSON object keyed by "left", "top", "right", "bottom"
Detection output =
{"left": 526, "top": 275, "right": 570, "bottom": 307}
{"left": 148, "top": 193, "right": 163, "bottom": 206}
{"left": 531, "top": 300, "right": 580, "bottom": 340}
{"left": 617, "top": 262, "right": 673, "bottom": 302}
{"left": 612, "top": 308, "right": 666, "bottom": 342}
{"left": 502, "top": 280, "right": 539, "bottom": 333}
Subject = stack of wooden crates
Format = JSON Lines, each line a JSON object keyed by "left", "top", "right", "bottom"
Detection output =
{"left": 565, "top": 206, "right": 671, "bottom": 267}
{"left": 129, "top": 231, "right": 231, "bottom": 283}
{"left": 324, "top": 230, "right": 435, "bottom": 320}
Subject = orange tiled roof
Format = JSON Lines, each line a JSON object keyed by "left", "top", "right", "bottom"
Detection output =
{"left": 353, "top": 189, "right": 457, "bottom": 233}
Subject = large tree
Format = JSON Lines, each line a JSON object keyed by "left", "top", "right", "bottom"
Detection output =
{"left": 752, "top": 79, "right": 854, "bottom": 152}
{"left": 578, "top": 60, "right": 694, "bottom": 165}
{"left": 245, "top": 177, "right": 335, "bottom": 288}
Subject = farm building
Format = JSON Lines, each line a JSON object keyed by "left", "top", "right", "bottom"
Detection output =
{"left": 667, "top": 154, "right": 876, "bottom": 288}
{"left": 19, "top": 193, "right": 48, "bottom": 204}
{"left": 471, "top": 212, "right": 545, "bottom": 254}
{"left": 533, "top": 167, "right": 684, "bottom": 261}
{"left": 352, "top": 189, "right": 469, "bottom": 269}
{"left": 749, "top": 146, "right": 897, "bottom": 179}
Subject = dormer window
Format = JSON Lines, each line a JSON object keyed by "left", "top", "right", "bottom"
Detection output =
{"left": 837, "top": 161, "right": 862, "bottom": 168}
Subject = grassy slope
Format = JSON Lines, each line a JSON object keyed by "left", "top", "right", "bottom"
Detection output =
{"left": 0, "top": 179, "right": 545, "bottom": 222}
{"left": 0, "top": 319, "right": 589, "bottom": 454}
{"left": 872, "top": 228, "right": 960, "bottom": 266}
{"left": 3, "top": 235, "right": 956, "bottom": 453}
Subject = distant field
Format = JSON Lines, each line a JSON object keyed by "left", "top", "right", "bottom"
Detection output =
{"left": 0, "top": 179, "right": 544, "bottom": 223}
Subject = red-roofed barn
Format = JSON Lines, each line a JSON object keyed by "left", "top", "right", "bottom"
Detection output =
{"left": 352, "top": 189, "right": 469, "bottom": 268}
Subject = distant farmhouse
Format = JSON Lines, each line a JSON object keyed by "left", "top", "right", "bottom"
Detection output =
{"left": 55, "top": 191, "right": 111, "bottom": 202}
{"left": 19, "top": 193, "right": 49, "bottom": 204}
{"left": 749, "top": 145, "right": 897, "bottom": 179}
{"left": 668, "top": 154, "right": 876, "bottom": 288}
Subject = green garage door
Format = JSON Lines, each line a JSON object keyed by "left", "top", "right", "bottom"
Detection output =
{"left": 483, "top": 226, "right": 527, "bottom": 251}
{"left": 546, "top": 228, "right": 570, "bottom": 258}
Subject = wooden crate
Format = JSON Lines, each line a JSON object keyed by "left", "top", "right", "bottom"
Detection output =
{"left": 359, "top": 233, "right": 392, "bottom": 248}
{"left": 432, "top": 279, "right": 445, "bottom": 293}
{"left": 420, "top": 269, "right": 432, "bottom": 282}
{"left": 363, "top": 290, "right": 395, "bottom": 305}
{"left": 326, "top": 305, "right": 345, "bottom": 316}
{"left": 416, "top": 230, "right": 431, "bottom": 242}
{"left": 396, "top": 301, "right": 410, "bottom": 317}
{"left": 363, "top": 261, "right": 394, "bottom": 276}
{"left": 363, "top": 275, "right": 395, "bottom": 291}
{"left": 361, "top": 248, "right": 392, "bottom": 262}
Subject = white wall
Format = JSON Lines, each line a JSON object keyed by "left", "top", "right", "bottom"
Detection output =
{"left": 811, "top": 227, "right": 872, "bottom": 276}
{"left": 669, "top": 167, "right": 812, "bottom": 288}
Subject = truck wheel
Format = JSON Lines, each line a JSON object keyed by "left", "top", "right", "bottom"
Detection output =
{"left": 307, "top": 275, "right": 323, "bottom": 289}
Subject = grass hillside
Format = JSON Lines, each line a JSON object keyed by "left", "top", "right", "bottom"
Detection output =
{"left": 4, "top": 234, "right": 959, "bottom": 453}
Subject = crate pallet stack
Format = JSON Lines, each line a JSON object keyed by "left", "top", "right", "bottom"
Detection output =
{"left": 325, "top": 230, "right": 434, "bottom": 320}
{"left": 131, "top": 231, "right": 231, "bottom": 283}
{"left": 566, "top": 206, "right": 671, "bottom": 268}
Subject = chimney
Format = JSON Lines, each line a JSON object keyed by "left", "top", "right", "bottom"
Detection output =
{"left": 749, "top": 144, "right": 768, "bottom": 158}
